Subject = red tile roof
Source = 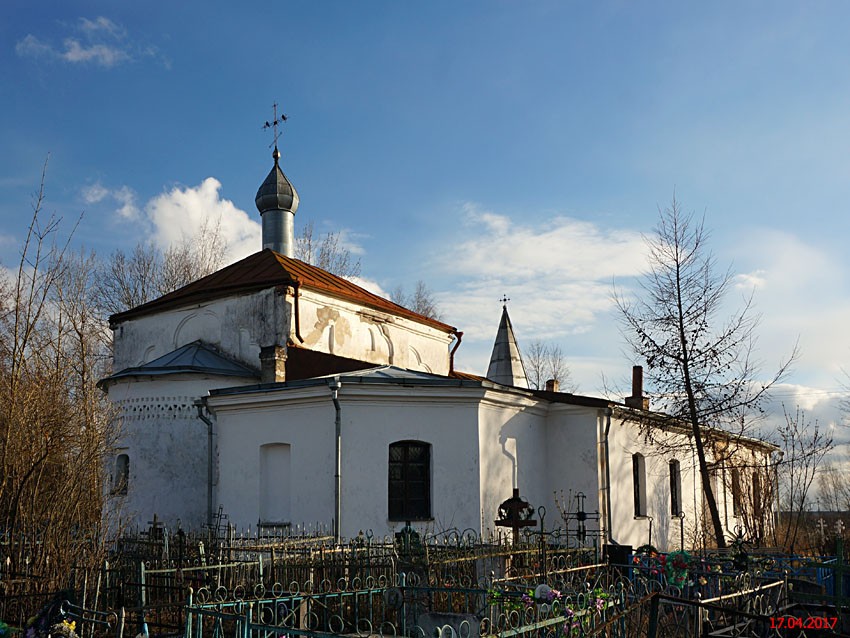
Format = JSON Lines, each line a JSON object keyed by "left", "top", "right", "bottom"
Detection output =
{"left": 109, "top": 249, "right": 456, "bottom": 333}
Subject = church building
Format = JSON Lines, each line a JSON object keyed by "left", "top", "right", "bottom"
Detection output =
{"left": 100, "top": 140, "right": 778, "bottom": 551}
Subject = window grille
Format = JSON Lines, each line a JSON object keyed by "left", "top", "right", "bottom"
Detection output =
{"left": 388, "top": 441, "right": 431, "bottom": 520}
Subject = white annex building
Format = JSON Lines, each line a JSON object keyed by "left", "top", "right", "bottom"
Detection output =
{"left": 100, "top": 143, "right": 777, "bottom": 551}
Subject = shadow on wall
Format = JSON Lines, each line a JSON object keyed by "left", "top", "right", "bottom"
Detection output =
{"left": 653, "top": 488, "right": 670, "bottom": 551}
{"left": 494, "top": 410, "right": 546, "bottom": 519}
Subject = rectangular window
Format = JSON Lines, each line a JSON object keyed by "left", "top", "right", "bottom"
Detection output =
{"left": 670, "top": 459, "right": 682, "bottom": 516}
{"left": 753, "top": 472, "right": 762, "bottom": 519}
{"left": 633, "top": 453, "right": 647, "bottom": 517}
{"left": 731, "top": 468, "right": 742, "bottom": 517}
{"left": 389, "top": 441, "right": 431, "bottom": 521}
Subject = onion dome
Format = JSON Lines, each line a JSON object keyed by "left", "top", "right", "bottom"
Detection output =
{"left": 255, "top": 147, "right": 299, "bottom": 214}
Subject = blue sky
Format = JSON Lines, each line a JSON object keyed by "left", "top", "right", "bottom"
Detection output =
{"left": 3, "top": 2, "right": 850, "bottom": 443}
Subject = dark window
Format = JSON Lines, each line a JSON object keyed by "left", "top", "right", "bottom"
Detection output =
{"left": 731, "top": 468, "right": 742, "bottom": 517}
{"left": 113, "top": 453, "right": 129, "bottom": 495}
{"left": 670, "top": 459, "right": 682, "bottom": 516}
{"left": 633, "top": 453, "right": 647, "bottom": 517}
{"left": 388, "top": 441, "right": 431, "bottom": 520}
{"left": 752, "top": 472, "right": 762, "bottom": 519}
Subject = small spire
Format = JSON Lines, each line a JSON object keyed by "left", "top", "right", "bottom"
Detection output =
{"left": 486, "top": 302, "right": 528, "bottom": 389}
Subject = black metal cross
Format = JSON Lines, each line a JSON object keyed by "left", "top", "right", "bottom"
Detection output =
{"left": 499, "top": 295, "right": 510, "bottom": 306}
{"left": 263, "top": 102, "right": 288, "bottom": 148}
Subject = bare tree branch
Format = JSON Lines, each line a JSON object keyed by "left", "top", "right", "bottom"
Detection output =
{"left": 613, "top": 196, "right": 796, "bottom": 548}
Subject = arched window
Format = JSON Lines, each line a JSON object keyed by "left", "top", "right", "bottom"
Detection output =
{"left": 669, "top": 459, "right": 682, "bottom": 516}
{"left": 633, "top": 453, "right": 647, "bottom": 517}
{"left": 113, "top": 454, "right": 129, "bottom": 496}
{"left": 388, "top": 441, "right": 431, "bottom": 521}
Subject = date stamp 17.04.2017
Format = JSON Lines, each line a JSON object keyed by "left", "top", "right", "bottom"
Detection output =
{"left": 768, "top": 616, "right": 838, "bottom": 631}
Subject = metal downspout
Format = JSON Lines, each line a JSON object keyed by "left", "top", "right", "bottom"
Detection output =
{"left": 194, "top": 400, "right": 214, "bottom": 528}
{"left": 603, "top": 407, "right": 616, "bottom": 544}
{"left": 329, "top": 377, "right": 342, "bottom": 542}
{"left": 293, "top": 281, "right": 304, "bottom": 343}
{"left": 772, "top": 451, "right": 782, "bottom": 544}
{"left": 449, "top": 331, "right": 463, "bottom": 374}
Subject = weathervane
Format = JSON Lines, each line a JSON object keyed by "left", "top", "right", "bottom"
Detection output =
{"left": 263, "top": 102, "right": 288, "bottom": 149}
{"left": 500, "top": 295, "right": 510, "bottom": 307}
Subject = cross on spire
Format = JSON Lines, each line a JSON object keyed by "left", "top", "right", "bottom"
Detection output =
{"left": 500, "top": 295, "right": 510, "bottom": 307}
{"left": 263, "top": 102, "right": 288, "bottom": 149}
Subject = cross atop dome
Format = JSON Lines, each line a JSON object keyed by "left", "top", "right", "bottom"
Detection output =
{"left": 256, "top": 102, "right": 299, "bottom": 257}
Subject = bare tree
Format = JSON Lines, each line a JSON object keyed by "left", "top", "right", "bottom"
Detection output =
{"left": 295, "top": 220, "right": 361, "bottom": 279}
{"left": 614, "top": 197, "right": 794, "bottom": 548}
{"left": 818, "top": 454, "right": 850, "bottom": 513}
{"left": 95, "top": 217, "right": 228, "bottom": 315}
{"left": 766, "top": 406, "right": 833, "bottom": 552}
{"left": 0, "top": 162, "right": 115, "bottom": 620}
{"left": 390, "top": 280, "right": 443, "bottom": 321}
{"left": 523, "top": 340, "right": 576, "bottom": 391}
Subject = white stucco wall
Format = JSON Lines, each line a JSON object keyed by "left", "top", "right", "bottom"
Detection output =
{"left": 210, "top": 381, "right": 486, "bottom": 538}
{"left": 112, "top": 289, "right": 289, "bottom": 371}
{"left": 477, "top": 391, "right": 548, "bottom": 534}
{"left": 544, "top": 405, "right": 602, "bottom": 533}
{"left": 605, "top": 413, "right": 775, "bottom": 551}
{"left": 607, "top": 415, "right": 700, "bottom": 551}
{"left": 105, "top": 373, "right": 255, "bottom": 530}
{"left": 112, "top": 286, "right": 453, "bottom": 376}
{"left": 295, "top": 289, "right": 453, "bottom": 375}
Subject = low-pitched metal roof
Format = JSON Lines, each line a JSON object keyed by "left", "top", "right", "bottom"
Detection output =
{"left": 109, "top": 249, "right": 456, "bottom": 333}
{"left": 99, "top": 341, "right": 259, "bottom": 387}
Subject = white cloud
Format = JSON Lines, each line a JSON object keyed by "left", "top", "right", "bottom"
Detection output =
{"left": 438, "top": 202, "right": 646, "bottom": 338}
{"left": 82, "top": 183, "right": 140, "bottom": 220}
{"left": 145, "top": 178, "right": 260, "bottom": 264}
{"left": 350, "top": 276, "right": 390, "bottom": 299}
{"left": 735, "top": 270, "right": 767, "bottom": 290}
{"left": 82, "top": 183, "right": 108, "bottom": 204}
{"left": 15, "top": 35, "right": 53, "bottom": 60}
{"left": 61, "top": 39, "right": 130, "bottom": 67}
{"left": 15, "top": 17, "right": 155, "bottom": 68}
{"left": 729, "top": 229, "right": 850, "bottom": 389}
{"left": 114, "top": 186, "right": 140, "bottom": 220}
{"left": 430, "top": 202, "right": 648, "bottom": 382}
{"left": 78, "top": 17, "right": 125, "bottom": 39}
{"left": 453, "top": 203, "right": 646, "bottom": 281}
